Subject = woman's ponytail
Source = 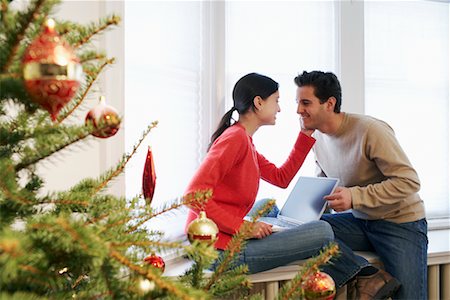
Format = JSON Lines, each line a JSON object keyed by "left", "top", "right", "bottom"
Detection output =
{"left": 207, "top": 107, "right": 237, "bottom": 151}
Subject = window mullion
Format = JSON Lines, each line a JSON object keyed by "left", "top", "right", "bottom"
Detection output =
{"left": 336, "top": 0, "right": 365, "bottom": 114}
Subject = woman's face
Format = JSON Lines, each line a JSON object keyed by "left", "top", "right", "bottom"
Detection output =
{"left": 258, "top": 90, "right": 280, "bottom": 126}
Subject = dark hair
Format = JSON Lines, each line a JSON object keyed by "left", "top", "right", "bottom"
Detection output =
{"left": 208, "top": 73, "right": 279, "bottom": 150}
{"left": 293, "top": 71, "right": 342, "bottom": 113}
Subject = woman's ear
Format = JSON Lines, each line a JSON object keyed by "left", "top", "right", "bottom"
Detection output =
{"left": 253, "top": 96, "right": 263, "bottom": 111}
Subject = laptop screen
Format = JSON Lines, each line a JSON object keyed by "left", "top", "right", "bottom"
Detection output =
{"left": 279, "top": 176, "right": 339, "bottom": 222}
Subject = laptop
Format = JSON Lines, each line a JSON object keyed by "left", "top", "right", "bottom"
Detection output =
{"left": 259, "top": 176, "right": 339, "bottom": 232}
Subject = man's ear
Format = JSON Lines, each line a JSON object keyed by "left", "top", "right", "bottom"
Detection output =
{"left": 253, "top": 96, "right": 263, "bottom": 111}
{"left": 327, "top": 97, "right": 337, "bottom": 112}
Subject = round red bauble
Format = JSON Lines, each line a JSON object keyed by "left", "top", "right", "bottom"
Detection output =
{"left": 303, "top": 271, "right": 336, "bottom": 300}
{"left": 143, "top": 254, "right": 165, "bottom": 273}
{"left": 85, "top": 96, "right": 121, "bottom": 138}
{"left": 22, "top": 19, "right": 83, "bottom": 121}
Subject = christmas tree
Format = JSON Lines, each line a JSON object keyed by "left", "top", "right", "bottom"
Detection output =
{"left": 0, "top": 1, "right": 338, "bottom": 299}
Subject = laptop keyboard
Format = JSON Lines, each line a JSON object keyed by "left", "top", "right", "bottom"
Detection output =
{"left": 259, "top": 217, "right": 297, "bottom": 229}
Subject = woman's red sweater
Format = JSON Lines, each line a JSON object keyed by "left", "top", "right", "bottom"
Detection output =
{"left": 184, "top": 122, "right": 315, "bottom": 249}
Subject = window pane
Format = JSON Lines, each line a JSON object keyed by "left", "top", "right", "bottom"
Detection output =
{"left": 365, "top": 1, "right": 449, "bottom": 218}
{"left": 226, "top": 1, "right": 336, "bottom": 205}
{"left": 125, "top": 2, "right": 202, "bottom": 206}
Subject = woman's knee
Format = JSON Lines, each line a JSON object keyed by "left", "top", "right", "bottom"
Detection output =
{"left": 313, "top": 220, "right": 335, "bottom": 243}
{"left": 287, "top": 220, "right": 334, "bottom": 246}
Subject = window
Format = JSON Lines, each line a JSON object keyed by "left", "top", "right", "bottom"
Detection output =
{"left": 124, "top": 1, "right": 449, "bottom": 220}
{"left": 124, "top": 2, "right": 202, "bottom": 206}
{"left": 225, "top": 1, "right": 336, "bottom": 205}
{"left": 365, "top": 1, "right": 449, "bottom": 218}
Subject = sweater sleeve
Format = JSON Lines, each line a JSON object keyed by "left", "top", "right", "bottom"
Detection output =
{"left": 258, "top": 132, "right": 315, "bottom": 188}
{"left": 184, "top": 131, "right": 246, "bottom": 235}
{"left": 350, "top": 121, "right": 421, "bottom": 211}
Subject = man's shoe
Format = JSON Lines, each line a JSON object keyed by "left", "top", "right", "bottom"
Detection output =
{"left": 346, "top": 277, "right": 357, "bottom": 300}
{"left": 355, "top": 269, "right": 401, "bottom": 300}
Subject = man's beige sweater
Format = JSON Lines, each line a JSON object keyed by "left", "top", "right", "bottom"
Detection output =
{"left": 313, "top": 113, "right": 425, "bottom": 223}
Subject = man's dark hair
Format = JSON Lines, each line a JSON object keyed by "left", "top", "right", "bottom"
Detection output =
{"left": 294, "top": 71, "right": 342, "bottom": 113}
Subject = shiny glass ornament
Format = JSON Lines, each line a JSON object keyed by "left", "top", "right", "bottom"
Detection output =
{"left": 186, "top": 211, "right": 219, "bottom": 245}
{"left": 23, "top": 19, "right": 82, "bottom": 121}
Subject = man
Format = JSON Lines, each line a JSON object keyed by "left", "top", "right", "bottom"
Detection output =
{"left": 294, "top": 71, "right": 428, "bottom": 300}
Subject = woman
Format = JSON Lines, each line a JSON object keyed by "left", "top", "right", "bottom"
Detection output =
{"left": 184, "top": 73, "right": 377, "bottom": 294}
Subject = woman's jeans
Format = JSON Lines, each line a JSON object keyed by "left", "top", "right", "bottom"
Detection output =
{"left": 211, "top": 199, "right": 368, "bottom": 288}
{"left": 322, "top": 212, "right": 428, "bottom": 300}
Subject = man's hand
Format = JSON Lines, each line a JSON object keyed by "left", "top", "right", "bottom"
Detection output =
{"left": 250, "top": 222, "right": 273, "bottom": 239}
{"left": 324, "top": 186, "right": 352, "bottom": 212}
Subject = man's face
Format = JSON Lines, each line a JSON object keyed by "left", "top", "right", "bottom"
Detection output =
{"left": 296, "top": 85, "right": 328, "bottom": 131}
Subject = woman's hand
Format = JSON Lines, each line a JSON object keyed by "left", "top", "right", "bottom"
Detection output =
{"left": 250, "top": 221, "right": 273, "bottom": 239}
{"left": 300, "top": 118, "right": 315, "bottom": 136}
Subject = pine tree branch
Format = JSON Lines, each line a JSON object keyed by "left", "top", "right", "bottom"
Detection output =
{"left": 203, "top": 200, "right": 276, "bottom": 292}
{"left": 0, "top": 72, "right": 20, "bottom": 79}
{"left": 1, "top": 0, "right": 44, "bottom": 71}
{"left": 55, "top": 217, "right": 89, "bottom": 251}
{"left": 100, "top": 207, "right": 159, "bottom": 233}
{"left": 209, "top": 266, "right": 252, "bottom": 299}
{"left": 85, "top": 213, "right": 109, "bottom": 225}
{"left": 111, "top": 240, "right": 185, "bottom": 250}
{"left": 126, "top": 189, "right": 212, "bottom": 234}
{"left": 203, "top": 222, "right": 253, "bottom": 292}
{"left": 62, "top": 15, "right": 120, "bottom": 49}
{"left": 0, "top": 178, "right": 33, "bottom": 205}
{"left": 77, "top": 51, "right": 107, "bottom": 64}
{"left": 1, "top": 0, "right": 46, "bottom": 73}
{"left": 100, "top": 261, "right": 114, "bottom": 299}
{"left": 129, "top": 200, "right": 186, "bottom": 230}
{"left": 29, "top": 220, "right": 90, "bottom": 253}
{"left": 45, "top": 199, "right": 89, "bottom": 206}
{"left": 20, "top": 264, "right": 44, "bottom": 276}
{"left": 0, "top": 160, "right": 33, "bottom": 205}
{"left": 14, "top": 125, "right": 92, "bottom": 172}
{"left": 0, "top": 77, "right": 37, "bottom": 113}
{"left": 56, "top": 58, "right": 114, "bottom": 123}
{"left": 19, "top": 274, "right": 53, "bottom": 290}
{"left": 0, "top": 0, "right": 8, "bottom": 26}
{"left": 90, "top": 121, "right": 158, "bottom": 197}
{"left": 110, "top": 249, "right": 196, "bottom": 300}
{"left": 278, "top": 243, "right": 339, "bottom": 300}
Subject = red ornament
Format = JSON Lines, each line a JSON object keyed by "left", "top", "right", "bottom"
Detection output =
{"left": 23, "top": 19, "right": 82, "bottom": 121}
{"left": 143, "top": 254, "right": 165, "bottom": 273}
{"left": 85, "top": 96, "right": 121, "bottom": 138}
{"left": 142, "top": 146, "right": 156, "bottom": 204}
{"left": 302, "top": 271, "right": 336, "bottom": 300}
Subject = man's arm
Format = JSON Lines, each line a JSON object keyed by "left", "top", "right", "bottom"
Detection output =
{"left": 350, "top": 121, "right": 420, "bottom": 213}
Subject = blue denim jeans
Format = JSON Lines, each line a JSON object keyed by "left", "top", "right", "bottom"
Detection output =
{"left": 211, "top": 199, "right": 368, "bottom": 288}
{"left": 321, "top": 213, "right": 428, "bottom": 300}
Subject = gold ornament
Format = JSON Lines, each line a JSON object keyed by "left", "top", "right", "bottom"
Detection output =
{"left": 186, "top": 211, "right": 218, "bottom": 245}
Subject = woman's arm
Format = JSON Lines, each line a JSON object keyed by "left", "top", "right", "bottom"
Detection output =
{"left": 258, "top": 132, "right": 315, "bottom": 188}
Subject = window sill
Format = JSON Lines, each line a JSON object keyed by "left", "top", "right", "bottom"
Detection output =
{"left": 427, "top": 217, "right": 450, "bottom": 230}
